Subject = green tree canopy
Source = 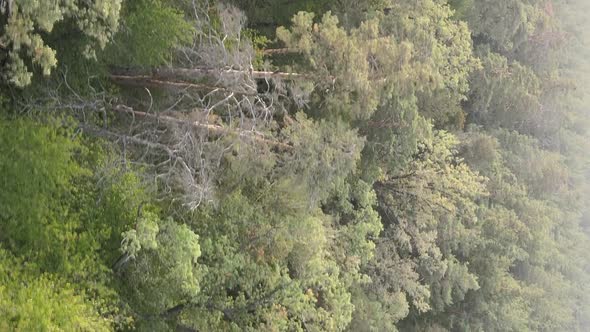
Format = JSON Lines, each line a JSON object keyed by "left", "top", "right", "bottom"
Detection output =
{"left": 0, "top": 0, "right": 122, "bottom": 86}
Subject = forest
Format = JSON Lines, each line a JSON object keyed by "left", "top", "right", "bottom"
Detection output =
{"left": 0, "top": 0, "right": 589, "bottom": 331}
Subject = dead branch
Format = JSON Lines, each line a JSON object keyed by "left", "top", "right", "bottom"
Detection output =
{"left": 110, "top": 104, "right": 291, "bottom": 150}
{"left": 110, "top": 74, "right": 258, "bottom": 95}
{"left": 262, "top": 48, "right": 298, "bottom": 55}
{"left": 152, "top": 67, "right": 307, "bottom": 81}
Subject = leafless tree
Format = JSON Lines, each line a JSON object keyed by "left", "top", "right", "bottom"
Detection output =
{"left": 23, "top": 3, "right": 297, "bottom": 210}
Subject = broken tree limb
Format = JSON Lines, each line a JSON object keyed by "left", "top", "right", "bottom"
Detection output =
{"left": 152, "top": 67, "right": 307, "bottom": 81}
{"left": 79, "top": 122, "right": 176, "bottom": 156}
{"left": 262, "top": 48, "right": 298, "bottom": 55}
{"left": 109, "top": 74, "right": 254, "bottom": 93}
{"left": 110, "top": 104, "right": 292, "bottom": 150}
{"left": 109, "top": 74, "right": 260, "bottom": 96}
{"left": 111, "top": 67, "right": 308, "bottom": 82}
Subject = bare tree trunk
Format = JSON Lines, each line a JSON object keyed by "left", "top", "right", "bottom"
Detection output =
{"left": 109, "top": 104, "right": 291, "bottom": 150}
{"left": 156, "top": 67, "right": 305, "bottom": 80}
{"left": 109, "top": 74, "right": 245, "bottom": 93}
{"left": 262, "top": 48, "right": 298, "bottom": 55}
{"left": 112, "top": 66, "right": 307, "bottom": 82}
{"left": 112, "top": 252, "right": 132, "bottom": 273}
{"left": 79, "top": 123, "right": 176, "bottom": 156}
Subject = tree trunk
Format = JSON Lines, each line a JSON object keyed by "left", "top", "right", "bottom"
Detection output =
{"left": 151, "top": 67, "right": 306, "bottom": 81}
{"left": 109, "top": 74, "right": 247, "bottom": 94}
{"left": 111, "top": 66, "right": 306, "bottom": 83}
{"left": 110, "top": 104, "right": 292, "bottom": 150}
{"left": 262, "top": 48, "right": 298, "bottom": 55}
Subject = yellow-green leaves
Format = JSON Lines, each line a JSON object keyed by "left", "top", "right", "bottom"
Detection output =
{"left": 276, "top": 1, "right": 479, "bottom": 121}
{"left": 1, "top": 0, "right": 122, "bottom": 86}
{"left": 120, "top": 216, "right": 203, "bottom": 314}
{"left": 121, "top": 211, "right": 160, "bottom": 259}
{"left": 0, "top": 249, "right": 112, "bottom": 331}
{"left": 107, "top": 0, "right": 194, "bottom": 67}
{"left": 276, "top": 12, "right": 316, "bottom": 53}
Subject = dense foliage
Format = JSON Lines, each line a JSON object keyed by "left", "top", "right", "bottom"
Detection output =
{"left": 1, "top": 0, "right": 589, "bottom": 331}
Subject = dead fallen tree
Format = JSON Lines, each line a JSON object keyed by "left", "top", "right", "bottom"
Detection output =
{"left": 109, "top": 104, "right": 291, "bottom": 150}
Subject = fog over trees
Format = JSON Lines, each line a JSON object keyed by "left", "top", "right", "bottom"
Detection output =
{"left": 1, "top": 0, "right": 589, "bottom": 331}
